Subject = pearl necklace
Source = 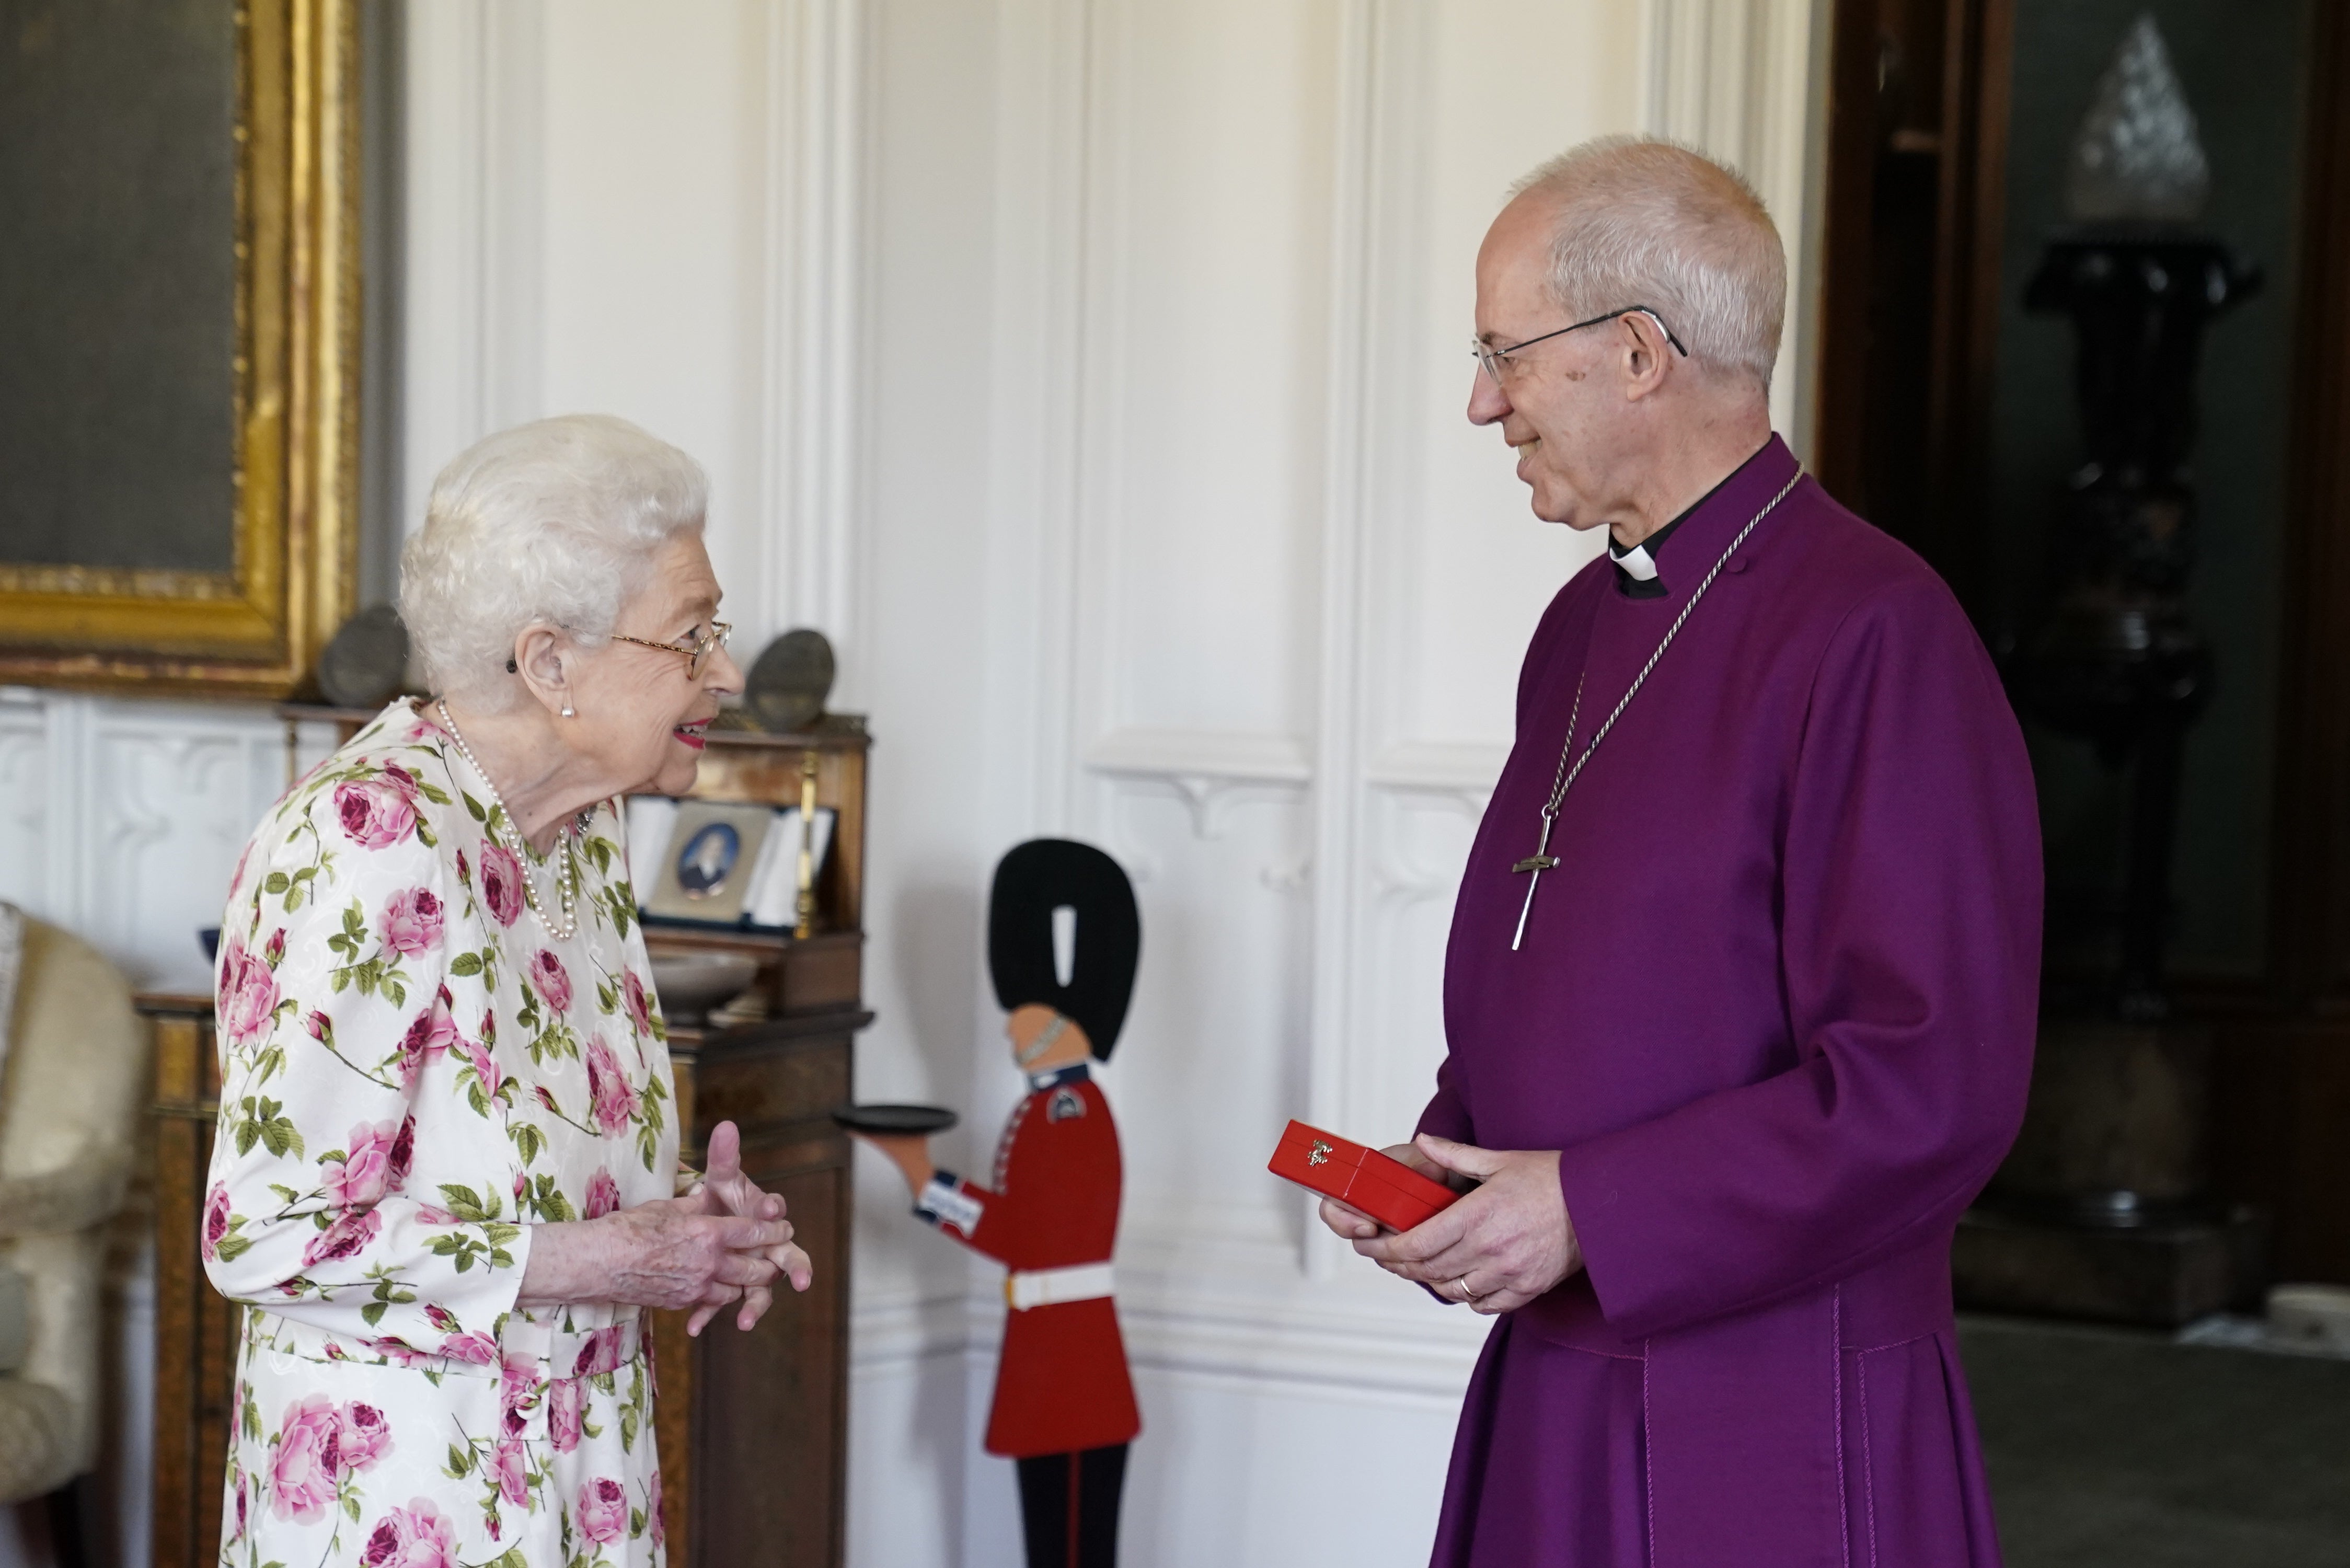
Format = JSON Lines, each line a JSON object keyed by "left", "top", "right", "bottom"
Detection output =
{"left": 435, "top": 699, "right": 582, "bottom": 941}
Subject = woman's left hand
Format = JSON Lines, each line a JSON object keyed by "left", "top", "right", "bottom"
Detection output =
{"left": 681, "top": 1120, "right": 815, "bottom": 1334}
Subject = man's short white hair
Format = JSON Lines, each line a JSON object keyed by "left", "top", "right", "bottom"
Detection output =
{"left": 1510, "top": 136, "right": 1785, "bottom": 389}
{"left": 399, "top": 414, "right": 708, "bottom": 706}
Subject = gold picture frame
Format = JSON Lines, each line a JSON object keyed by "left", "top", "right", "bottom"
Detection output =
{"left": 0, "top": 0, "right": 360, "bottom": 697}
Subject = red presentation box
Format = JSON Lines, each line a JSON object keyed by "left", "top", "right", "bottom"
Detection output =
{"left": 1268, "top": 1120, "right": 1461, "bottom": 1233}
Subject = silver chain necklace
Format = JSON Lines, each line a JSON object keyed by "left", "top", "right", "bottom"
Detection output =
{"left": 1508, "top": 471, "right": 1803, "bottom": 951}
{"left": 435, "top": 699, "right": 582, "bottom": 941}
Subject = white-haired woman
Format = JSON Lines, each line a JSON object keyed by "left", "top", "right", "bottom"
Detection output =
{"left": 203, "top": 414, "right": 807, "bottom": 1567}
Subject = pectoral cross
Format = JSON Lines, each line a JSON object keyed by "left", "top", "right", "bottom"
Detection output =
{"left": 1510, "top": 814, "right": 1561, "bottom": 951}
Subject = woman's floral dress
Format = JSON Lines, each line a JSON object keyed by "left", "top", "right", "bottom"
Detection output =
{"left": 205, "top": 701, "right": 679, "bottom": 1568}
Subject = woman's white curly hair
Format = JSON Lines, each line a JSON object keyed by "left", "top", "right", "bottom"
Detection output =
{"left": 399, "top": 414, "right": 709, "bottom": 707}
{"left": 1510, "top": 136, "right": 1786, "bottom": 390}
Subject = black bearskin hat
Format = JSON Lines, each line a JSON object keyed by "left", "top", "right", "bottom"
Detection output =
{"left": 987, "top": 838, "right": 1141, "bottom": 1061}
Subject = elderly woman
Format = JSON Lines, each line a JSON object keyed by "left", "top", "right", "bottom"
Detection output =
{"left": 203, "top": 414, "right": 807, "bottom": 1567}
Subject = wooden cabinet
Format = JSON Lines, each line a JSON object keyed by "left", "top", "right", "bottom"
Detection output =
{"left": 652, "top": 1007, "right": 866, "bottom": 1567}
{"left": 143, "top": 710, "right": 873, "bottom": 1567}
{"left": 145, "top": 996, "right": 236, "bottom": 1568}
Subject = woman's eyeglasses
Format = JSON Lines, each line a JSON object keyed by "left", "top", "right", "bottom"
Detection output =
{"left": 607, "top": 621, "right": 733, "bottom": 678}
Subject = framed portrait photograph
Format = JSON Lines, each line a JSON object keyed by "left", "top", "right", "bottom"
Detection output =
{"left": 642, "top": 802, "right": 776, "bottom": 926}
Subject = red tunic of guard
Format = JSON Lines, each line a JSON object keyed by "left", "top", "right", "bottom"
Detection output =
{"left": 920, "top": 1068, "right": 1141, "bottom": 1457}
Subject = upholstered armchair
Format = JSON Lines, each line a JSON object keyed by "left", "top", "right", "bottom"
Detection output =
{"left": 0, "top": 911, "right": 147, "bottom": 1550}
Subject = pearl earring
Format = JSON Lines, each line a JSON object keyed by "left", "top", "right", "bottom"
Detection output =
{"left": 561, "top": 703, "right": 575, "bottom": 718}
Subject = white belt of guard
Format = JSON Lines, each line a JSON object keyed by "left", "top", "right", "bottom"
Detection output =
{"left": 1004, "top": 1262, "right": 1115, "bottom": 1311}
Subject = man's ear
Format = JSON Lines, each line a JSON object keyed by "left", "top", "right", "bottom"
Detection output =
{"left": 1619, "top": 310, "right": 1677, "bottom": 402}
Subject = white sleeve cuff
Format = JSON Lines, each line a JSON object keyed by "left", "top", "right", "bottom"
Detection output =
{"left": 915, "top": 1173, "right": 984, "bottom": 1232}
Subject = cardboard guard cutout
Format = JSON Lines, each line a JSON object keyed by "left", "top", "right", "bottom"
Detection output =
{"left": 843, "top": 838, "right": 1142, "bottom": 1568}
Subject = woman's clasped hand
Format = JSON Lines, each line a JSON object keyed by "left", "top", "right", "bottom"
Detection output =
{"left": 516, "top": 1120, "right": 814, "bottom": 1334}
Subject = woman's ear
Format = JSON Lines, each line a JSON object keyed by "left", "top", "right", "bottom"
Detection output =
{"left": 510, "top": 625, "right": 573, "bottom": 717}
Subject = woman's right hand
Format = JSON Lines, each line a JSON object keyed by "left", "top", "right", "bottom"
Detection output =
{"left": 517, "top": 1201, "right": 796, "bottom": 1318}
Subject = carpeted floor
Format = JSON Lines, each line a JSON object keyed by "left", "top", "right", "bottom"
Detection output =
{"left": 1960, "top": 1316, "right": 2350, "bottom": 1567}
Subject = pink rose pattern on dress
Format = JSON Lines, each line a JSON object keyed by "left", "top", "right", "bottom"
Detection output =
{"left": 218, "top": 940, "right": 281, "bottom": 1046}
{"left": 268, "top": 1394, "right": 341, "bottom": 1522}
{"left": 202, "top": 1181, "right": 233, "bottom": 1260}
{"left": 577, "top": 1477, "right": 629, "bottom": 1544}
{"left": 489, "top": 1438, "right": 532, "bottom": 1508}
{"left": 335, "top": 777, "right": 418, "bottom": 850}
{"left": 464, "top": 1029, "right": 505, "bottom": 1105}
{"left": 301, "top": 1206, "right": 383, "bottom": 1269}
{"left": 499, "top": 1350, "right": 540, "bottom": 1437}
{"left": 623, "top": 969, "right": 656, "bottom": 1037}
{"left": 381, "top": 886, "right": 445, "bottom": 957}
{"left": 359, "top": 1498, "right": 457, "bottom": 1568}
{"left": 210, "top": 717, "right": 673, "bottom": 1562}
{"left": 584, "top": 1167, "right": 622, "bottom": 1220}
{"left": 584, "top": 1037, "right": 643, "bottom": 1139}
{"left": 573, "top": 1325, "right": 628, "bottom": 1380}
{"left": 339, "top": 1401, "right": 394, "bottom": 1470}
{"left": 548, "top": 1374, "right": 586, "bottom": 1454}
{"left": 322, "top": 1118, "right": 405, "bottom": 1208}
{"left": 530, "top": 948, "right": 573, "bottom": 1012}
{"left": 478, "top": 842, "right": 525, "bottom": 927}
{"left": 394, "top": 987, "right": 463, "bottom": 1087}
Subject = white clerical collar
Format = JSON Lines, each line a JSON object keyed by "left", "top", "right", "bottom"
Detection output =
{"left": 1609, "top": 539, "right": 1662, "bottom": 581}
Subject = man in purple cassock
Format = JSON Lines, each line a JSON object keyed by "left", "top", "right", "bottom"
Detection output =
{"left": 1318, "top": 138, "right": 2041, "bottom": 1567}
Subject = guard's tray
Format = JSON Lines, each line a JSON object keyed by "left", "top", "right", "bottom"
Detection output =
{"left": 830, "top": 1103, "right": 959, "bottom": 1135}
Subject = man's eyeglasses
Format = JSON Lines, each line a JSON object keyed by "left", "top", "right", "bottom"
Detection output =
{"left": 1472, "top": 306, "right": 1689, "bottom": 383}
{"left": 608, "top": 621, "right": 733, "bottom": 678}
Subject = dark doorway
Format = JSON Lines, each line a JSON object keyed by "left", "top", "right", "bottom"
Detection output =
{"left": 1815, "top": 3, "right": 2350, "bottom": 1558}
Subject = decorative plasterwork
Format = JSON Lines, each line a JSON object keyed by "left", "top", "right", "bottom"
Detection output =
{"left": 1084, "top": 728, "right": 1313, "bottom": 840}
{"left": 0, "top": 691, "right": 284, "bottom": 990}
{"left": 758, "top": 0, "right": 868, "bottom": 685}
{"left": 1641, "top": 0, "right": 1831, "bottom": 444}
{"left": 401, "top": 0, "right": 546, "bottom": 532}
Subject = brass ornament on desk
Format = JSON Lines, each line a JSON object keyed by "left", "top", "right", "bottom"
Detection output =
{"left": 747, "top": 628, "right": 837, "bottom": 733}
{"left": 796, "top": 752, "right": 821, "bottom": 938}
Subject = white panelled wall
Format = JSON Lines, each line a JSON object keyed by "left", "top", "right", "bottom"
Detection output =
{"left": 0, "top": 3, "right": 1829, "bottom": 1563}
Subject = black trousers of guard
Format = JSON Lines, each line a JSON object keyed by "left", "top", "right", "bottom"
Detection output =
{"left": 1015, "top": 1443, "right": 1128, "bottom": 1568}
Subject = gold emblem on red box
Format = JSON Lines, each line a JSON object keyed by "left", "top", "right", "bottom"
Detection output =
{"left": 1308, "top": 1139, "right": 1333, "bottom": 1167}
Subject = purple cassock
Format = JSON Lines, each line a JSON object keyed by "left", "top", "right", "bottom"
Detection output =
{"left": 1420, "top": 436, "right": 2041, "bottom": 1568}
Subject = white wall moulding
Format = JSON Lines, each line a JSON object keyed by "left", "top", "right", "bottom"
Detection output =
{"left": 0, "top": 689, "right": 297, "bottom": 993}
{"left": 401, "top": 0, "right": 546, "bottom": 534}
{"left": 1118, "top": 1280, "right": 1483, "bottom": 1403}
{"left": 402, "top": 0, "right": 872, "bottom": 675}
{"left": 982, "top": 0, "right": 1101, "bottom": 835}
{"left": 1081, "top": 727, "right": 1315, "bottom": 785}
{"left": 1083, "top": 727, "right": 1315, "bottom": 841}
{"left": 1641, "top": 0, "right": 1833, "bottom": 444}
{"left": 1364, "top": 740, "right": 1510, "bottom": 800}
{"left": 0, "top": 694, "right": 56, "bottom": 924}
{"left": 758, "top": 0, "right": 868, "bottom": 687}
